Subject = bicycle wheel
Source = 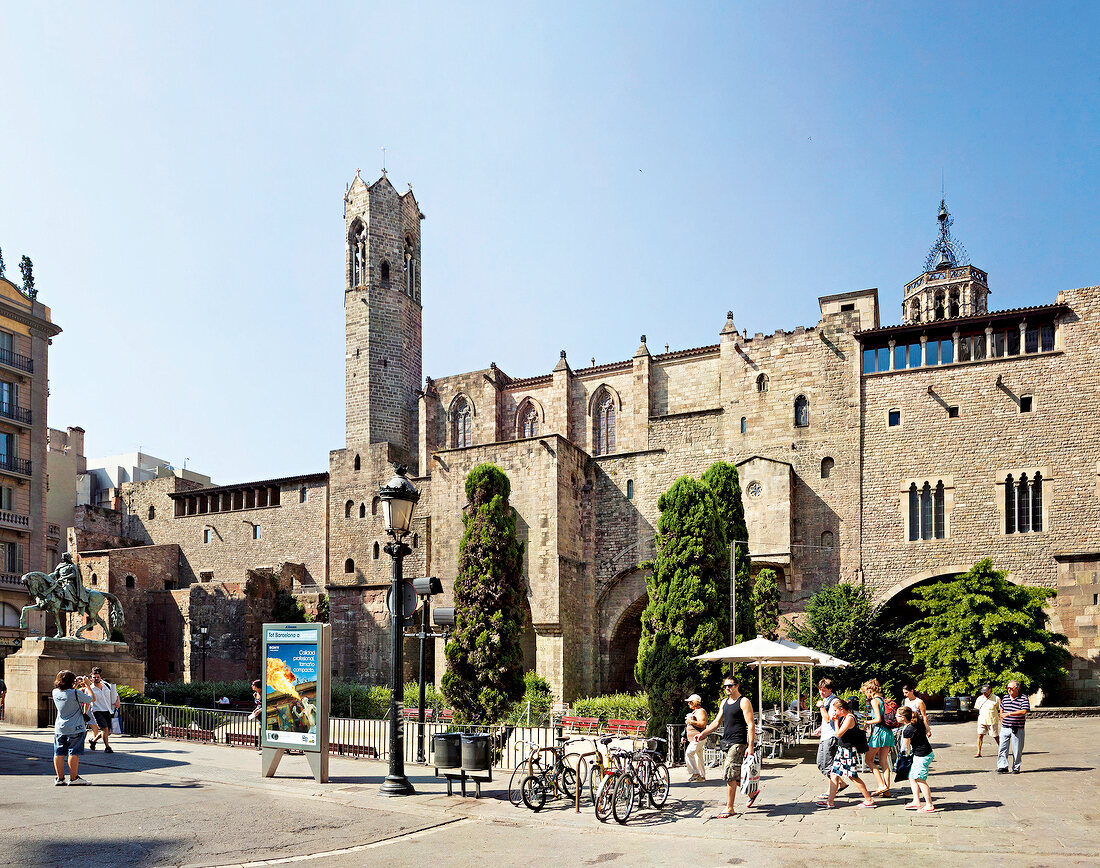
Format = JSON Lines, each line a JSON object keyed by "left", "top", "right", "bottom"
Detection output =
{"left": 594, "top": 772, "right": 616, "bottom": 822}
{"left": 649, "top": 763, "right": 670, "bottom": 807}
{"left": 588, "top": 765, "right": 607, "bottom": 804}
{"left": 612, "top": 773, "right": 636, "bottom": 824}
{"left": 521, "top": 775, "right": 547, "bottom": 812}
{"left": 559, "top": 765, "right": 578, "bottom": 799}
{"left": 507, "top": 767, "right": 525, "bottom": 807}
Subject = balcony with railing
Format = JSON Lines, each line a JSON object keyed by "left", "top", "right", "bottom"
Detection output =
{"left": 0, "top": 455, "right": 32, "bottom": 478}
{"left": 0, "top": 346, "right": 33, "bottom": 375}
{"left": 0, "top": 572, "right": 24, "bottom": 588}
{"left": 47, "top": 522, "right": 61, "bottom": 539}
{"left": 0, "top": 510, "right": 30, "bottom": 533}
{"left": 0, "top": 401, "right": 31, "bottom": 427}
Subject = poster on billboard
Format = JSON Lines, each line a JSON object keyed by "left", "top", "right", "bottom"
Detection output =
{"left": 261, "top": 623, "right": 330, "bottom": 781}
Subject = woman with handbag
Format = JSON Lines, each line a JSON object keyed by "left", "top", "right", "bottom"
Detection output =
{"left": 817, "top": 698, "right": 875, "bottom": 809}
{"left": 896, "top": 706, "right": 935, "bottom": 812}
{"left": 52, "top": 670, "right": 95, "bottom": 785}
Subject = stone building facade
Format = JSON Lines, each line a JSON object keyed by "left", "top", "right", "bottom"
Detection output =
{"left": 69, "top": 179, "right": 1099, "bottom": 703}
{"left": 0, "top": 277, "right": 59, "bottom": 667}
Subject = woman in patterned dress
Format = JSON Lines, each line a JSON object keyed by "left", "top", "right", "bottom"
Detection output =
{"left": 817, "top": 698, "right": 876, "bottom": 809}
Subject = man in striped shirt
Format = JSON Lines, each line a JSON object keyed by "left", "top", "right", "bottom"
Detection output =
{"left": 997, "top": 681, "right": 1030, "bottom": 774}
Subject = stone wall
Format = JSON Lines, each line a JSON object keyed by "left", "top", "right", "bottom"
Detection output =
{"left": 1052, "top": 554, "right": 1100, "bottom": 704}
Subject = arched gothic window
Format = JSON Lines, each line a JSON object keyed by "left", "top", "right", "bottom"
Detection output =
{"left": 934, "top": 291, "right": 945, "bottom": 320}
{"left": 794, "top": 395, "right": 809, "bottom": 428}
{"left": 1031, "top": 472, "right": 1043, "bottom": 532}
{"left": 821, "top": 457, "right": 834, "bottom": 478}
{"left": 821, "top": 531, "right": 834, "bottom": 549}
{"left": 1004, "top": 474, "right": 1016, "bottom": 534}
{"left": 349, "top": 221, "right": 366, "bottom": 287}
{"left": 373, "top": 542, "right": 380, "bottom": 559}
{"left": 594, "top": 391, "right": 615, "bottom": 456}
{"left": 756, "top": 373, "right": 769, "bottom": 392}
{"left": 380, "top": 261, "right": 390, "bottom": 283}
{"left": 1016, "top": 473, "right": 1031, "bottom": 533}
{"left": 909, "top": 480, "right": 946, "bottom": 541}
{"left": 453, "top": 398, "right": 472, "bottom": 448}
{"left": 345, "top": 500, "right": 353, "bottom": 518}
{"left": 740, "top": 416, "right": 747, "bottom": 434}
{"left": 405, "top": 236, "right": 417, "bottom": 298}
{"left": 910, "top": 299, "right": 921, "bottom": 322}
{"left": 353, "top": 454, "right": 361, "bottom": 471}
{"left": 949, "top": 289, "right": 960, "bottom": 318}
{"left": 371, "top": 496, "right": 379, "bottom": 516}
{"left": 344, "top": 558, "right": 355, "bottom": 573}
{"left": 359, "top": 502, "right": 366, "bottom": 519}
{"left": 519, "top": 403, "right": 539, "bottom": 438}
{"left": 148, "top": 505, "right": 155, "bottom": 520}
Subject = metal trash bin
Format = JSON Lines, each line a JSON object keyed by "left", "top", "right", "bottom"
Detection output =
{"left": 460, "top": 733, "right": 491, "bottom": 772}
{"left": 434, "top": 733, "right": 462, "bottom": 769}
{"left": 958, "top": 695, "right": 973, "bottom": 714}
{"left": 943, "top": 696, "right": 959, "bottom": 719}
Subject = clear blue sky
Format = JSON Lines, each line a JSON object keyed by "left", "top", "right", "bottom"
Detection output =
{"left": 1, "top": 3, "right": 1097, "bottom": 483}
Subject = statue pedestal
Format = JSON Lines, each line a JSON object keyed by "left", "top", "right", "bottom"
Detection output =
{"left": 4, "top": 638, "right": 145, "bottom": 728}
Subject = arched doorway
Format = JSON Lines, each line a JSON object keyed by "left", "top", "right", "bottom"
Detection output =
{"left": 606, "top": 595, "right": 648, "bottom": 693}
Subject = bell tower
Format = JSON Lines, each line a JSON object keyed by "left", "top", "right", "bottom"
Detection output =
{"left": 343, "top": 171, "right": 424, "bottom": 469}
{"left": 901, "top": 200, "right": 989, "bottom": 325}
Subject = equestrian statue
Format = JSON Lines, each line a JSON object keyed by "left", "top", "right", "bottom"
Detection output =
{"left": 19, "top": 552, "right": 125, "bottom": 640}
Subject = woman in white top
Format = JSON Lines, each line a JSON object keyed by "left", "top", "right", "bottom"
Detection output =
{"left": 684, "top": 694, "right": 709, "bottom": 781}
{"left": 901, "top": 684, "right": 931, "bottom": 737}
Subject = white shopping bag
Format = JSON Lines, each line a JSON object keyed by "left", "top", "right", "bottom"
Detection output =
{"left": 739, "top": 751, "right": 760, "bottom": 797}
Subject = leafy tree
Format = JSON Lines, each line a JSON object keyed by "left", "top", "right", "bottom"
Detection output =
{"left": 272, "top": 589, "right": 306, "bottom": 623}
{"left": 442, "top": 463, "right": 526, "bottom": 723}
{"left": 19, "top": 255, "right": 34, "bottom": 298}
{"left": 701, "top": 461, "right": 752, "bottom": 641}
{"left": 786, "top": 582, "right": 903, "bottom": 694}
{"left": 753, "top": 568, "right": 781, "bottom": 640}
{"left": 636, "top": 475, "right": 727, "bottom": 734}
{"left": 907, "top": 558, "right": 1068, "bottom": 695}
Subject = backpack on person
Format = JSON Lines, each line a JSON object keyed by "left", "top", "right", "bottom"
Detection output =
{"left": 883, "top": 699, "right": 898, "bottom": 727}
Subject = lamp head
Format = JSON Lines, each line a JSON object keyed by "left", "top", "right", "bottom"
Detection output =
{"left": 378, "top": 463, "right": 420, "bottom": 536}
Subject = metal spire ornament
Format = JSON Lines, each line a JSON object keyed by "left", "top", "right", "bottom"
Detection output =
{"left": 924, "top": 199, "right": 969, "bottom": 272}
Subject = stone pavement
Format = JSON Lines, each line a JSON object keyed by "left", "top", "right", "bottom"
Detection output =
{"left": 2, "top": 718, "right": 1098, "bottom": 867}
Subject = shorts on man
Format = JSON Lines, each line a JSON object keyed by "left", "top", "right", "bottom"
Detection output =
{"left": 54, "top": 733, "right": 86, "bottom": 757}
{"left": 976, "top": 723, "right": 996, "bottom": 736}
{"left": 722, "top": 743, "right": 747, "bottom": 783}
{"left": 92, "top": 710, "right": 113, "bottom": 730}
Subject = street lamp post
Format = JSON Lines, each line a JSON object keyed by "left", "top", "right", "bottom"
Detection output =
{"left": 377, "top": 464, "right": 420, "bottom": 797}
{"left": 199, "top": 624, "right": 208, "bottom": 683}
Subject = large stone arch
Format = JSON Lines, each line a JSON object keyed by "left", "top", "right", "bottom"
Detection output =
{"left": 873, "top": 564, "right": 1021, "bottom": 607}
{"left": 597, "top": 566, "right": 650, "bottom": 693}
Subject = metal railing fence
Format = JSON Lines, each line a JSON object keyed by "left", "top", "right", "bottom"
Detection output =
{"left": 73, "top": 704, "right": 567, "bottom": 770}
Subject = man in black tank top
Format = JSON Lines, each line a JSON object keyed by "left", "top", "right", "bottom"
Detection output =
{"left": 694, "top": 677, "right": 756, "bottom": 817}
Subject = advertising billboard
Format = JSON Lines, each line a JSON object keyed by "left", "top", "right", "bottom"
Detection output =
{"left": 261, "top": 623, "right": 329, "bottom": 754}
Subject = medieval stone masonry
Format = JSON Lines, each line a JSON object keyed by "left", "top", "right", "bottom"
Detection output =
{"left": 76, "top": 180, "right": 1099, "bottom": 703}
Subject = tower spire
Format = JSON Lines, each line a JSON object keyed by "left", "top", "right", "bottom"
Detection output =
{"left": 924, "top": 198, "right": 968, "bottom": 272}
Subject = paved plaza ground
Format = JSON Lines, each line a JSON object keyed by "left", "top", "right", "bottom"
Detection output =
{"left": 2, "top": 717, "right": 1098, "bottom": 867}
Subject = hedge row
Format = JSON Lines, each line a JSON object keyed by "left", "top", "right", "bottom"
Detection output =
{"left": 571, "top": 692, "right": 649, "bottom": 724}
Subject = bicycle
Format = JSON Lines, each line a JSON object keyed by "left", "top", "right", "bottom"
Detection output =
{"left": 597, "top": 738, "right": 670, "bottom": 823}
{"left": 508, "top": 738, "right": 579, "bottom": 811}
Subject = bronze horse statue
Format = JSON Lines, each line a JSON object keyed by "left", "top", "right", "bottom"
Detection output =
{"left": 19, "top": 570, "right": 125, "bottom": 640}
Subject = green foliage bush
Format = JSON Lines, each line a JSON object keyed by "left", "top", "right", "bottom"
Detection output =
{"left": 443, "top": 464, "right": 527, "bottom": 724}
{"left": 786, "top": 583, "right": 904, "bottom": 695}
{"left": 907, "top": 558, "right": 1068, "bottom": 695}
{"left": 636, "top": 475, "right": 728, "bottom": 735}
{"left": 506, "top": 670, "right": 554, "bottom": 724}
{"left": 572, "top": 692, "right": 649, "bottom": 725}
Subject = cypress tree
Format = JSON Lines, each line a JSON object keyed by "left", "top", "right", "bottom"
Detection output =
{"left": 19, "top": 255, "right": 34, "bottom": 297}
{"left": 635, "top": 475, "right": 727, "bottom": 734}
{"left": 753, "top": 567, "right": 781, "bottom": 640}
{"left": 701, "top": 460, "right": 753, "bottom": 640}
{"left": 442, "top": 463, "right": 526, "bottom": 723}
